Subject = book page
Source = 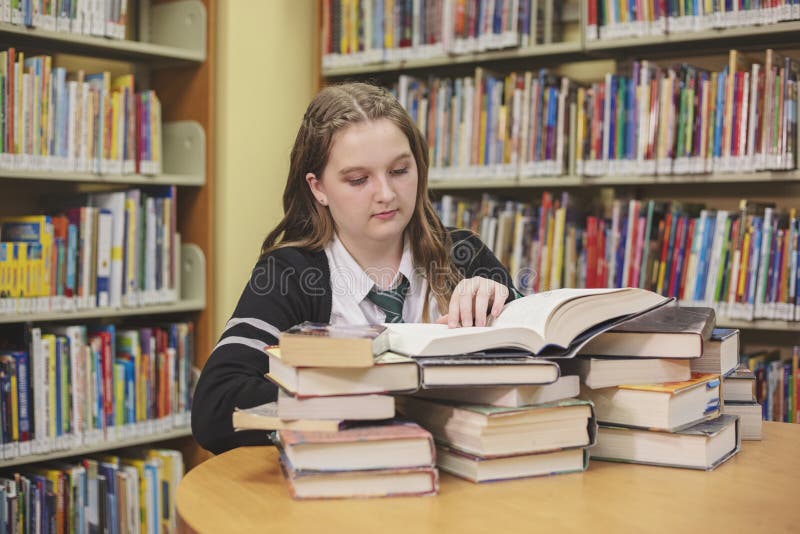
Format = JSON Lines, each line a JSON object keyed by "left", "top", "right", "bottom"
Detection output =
{"left": 492, "top": 288, "right": 627, "bottom": 335}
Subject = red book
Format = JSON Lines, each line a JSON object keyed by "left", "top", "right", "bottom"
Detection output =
{"left": 586, "top": 216, "right": 598, "bottom": 288}
{"left": 657, "top": 212, "right": 673, "bottom": 294}
{"left": 667, "top": 216, "right": 687, "bottom": 297}
{"left": 678, "top": 218, "right": 697, "bottom": 300}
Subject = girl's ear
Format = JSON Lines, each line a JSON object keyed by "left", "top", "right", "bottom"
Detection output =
{"left": 305, "top": 172, "right": 328, "bottom": 206}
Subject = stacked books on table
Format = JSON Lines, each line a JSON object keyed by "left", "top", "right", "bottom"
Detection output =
{"left": 570, "top": 305, "right": 743, "bottom": 470}
{"left": 721, "top": 365, "right": 763, "bottom": 440}
{"left": 233, "top": 323, "right": 437, "bottom": 500}
{"left": 385, "top": 287, "right": 668, "bottom": 483}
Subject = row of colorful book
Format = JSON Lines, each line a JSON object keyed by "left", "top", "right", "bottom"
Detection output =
{"left": 0, "top": 321, "right": 193, "bottom": 460}
{"left": 395, "top": 68, "right": 572, "bottom": 179}
{"left": 0, "top": 186, "right": 180, "bottom": 314}
{"left": 741, "top": 346, "right": 800, "bottom": 424}
{"left": 0, "top": 447, "right": 182, "bottom": 534}
{"left": 393, "top": 48, "right": 799, "bottom": 180}
{"left": 321, "top": 0, "right": 574, "bottom": 68}
{"left": 0, "top": 49, "right": 163, "bottom": 176}
{"left": 586, "top": 0, "right": 800, "bottom": 41}
{"left": 435, "top": 193, "right": 800, "bottom": 321}
{"left": 576, "top": 50, "right": 798, "bottom": 176}
{"left": 0, "top": 0, "right": 130, "bottom": 40}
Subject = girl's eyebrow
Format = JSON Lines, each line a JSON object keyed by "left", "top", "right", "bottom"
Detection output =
{"left": 338, "top": 153, "right": 412, "bottom": 175}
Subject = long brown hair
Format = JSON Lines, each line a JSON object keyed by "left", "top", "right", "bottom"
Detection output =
{"left": 261, "top": 82, "right": 461, "bottom": 315}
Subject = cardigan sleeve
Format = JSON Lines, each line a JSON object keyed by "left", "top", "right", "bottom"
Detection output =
{"left": 448, "top": 228, "right": 520, "bottom": 301}
{"left": 191, "top": 248, "right": 322, "bottom": 455}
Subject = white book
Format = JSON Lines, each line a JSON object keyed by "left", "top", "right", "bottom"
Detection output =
{"left": 565, "top": 357, "right": 691, "bottom": 389}
{"left": 89, "top": 191, "right": 126, "bottom": 308}
{"left": 416, "top": 374, "right": 580, "bottom": 408}
{"left": 95, "top": 209, "right": 113, "bottom": 308}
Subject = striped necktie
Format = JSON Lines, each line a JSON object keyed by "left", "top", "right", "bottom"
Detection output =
{"left": 366, "top": 276, "right": 410, "bottom": 323}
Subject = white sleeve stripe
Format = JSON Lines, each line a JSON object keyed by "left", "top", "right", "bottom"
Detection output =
{"left": 224, "top": 317, "right": 282, "bottom": 340}
{"left": 213, "top": 336, "right": 271, "bottom": 354}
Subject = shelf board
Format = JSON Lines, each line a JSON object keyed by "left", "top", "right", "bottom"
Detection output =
{"left": 428, "top": 170, "right": 800, "bottom": 190}
{"left": 429, "top": 178, "right": 520, "bottom": 190}
{"left": 0, "top": 168, "right": 204, "bottom": 186}
{"left": 0, "top": 299, "right": 205, "bottom": 324}
{"left": 0, "top": 427, "right": 192, "bottom": 469}
{"left": 323, "top": 41, "right": 584, "bottom": 77}
{"left": 585, "top": 21, "right": 800, "bottom": 54}
{"left": 717, "top": 319, "right": 800, "bottom": 332}
{"left": 0, "top": 22, "right": 205, "bottom": 63}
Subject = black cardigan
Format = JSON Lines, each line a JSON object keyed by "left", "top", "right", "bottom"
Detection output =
{"left": 192, "top": 229, "right": 517, "bottom": 454}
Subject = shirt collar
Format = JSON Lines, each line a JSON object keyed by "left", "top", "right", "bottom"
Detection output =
{"left": 327, "top": 234, "right": 415, "bottom": 303}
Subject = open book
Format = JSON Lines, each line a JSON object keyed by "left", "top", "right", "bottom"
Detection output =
{"left": 387, "top": 288, "right": 671, "bottom": 357}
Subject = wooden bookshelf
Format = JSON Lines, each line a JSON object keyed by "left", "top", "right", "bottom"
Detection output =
{"left": 0, "top": 0, "right": 216, "bottom": 470}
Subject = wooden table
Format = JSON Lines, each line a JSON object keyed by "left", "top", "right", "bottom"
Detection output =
{"left": 177, "top": 422, "right": 799, "bottom": 533}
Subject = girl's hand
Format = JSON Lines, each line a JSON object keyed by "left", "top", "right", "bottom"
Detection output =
{"left": 436, "top": 277, "right": 510, "bottom": 328}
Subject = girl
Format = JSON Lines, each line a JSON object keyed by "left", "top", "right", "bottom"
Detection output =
{"left": 193, "top": 83, "right": 518, "bottom": 454}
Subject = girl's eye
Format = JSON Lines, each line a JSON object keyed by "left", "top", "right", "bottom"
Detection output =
{"left": 348, "top": 176, "right": 368, "bottom": 186}
{"left": 390, "top": 167, "right": 409, "bottom": 176}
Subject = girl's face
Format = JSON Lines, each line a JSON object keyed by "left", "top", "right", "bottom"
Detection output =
{"left": 307, "top": 118, "right": 419, "bottom": 249}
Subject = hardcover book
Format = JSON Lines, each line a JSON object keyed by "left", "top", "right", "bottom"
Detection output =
{"left": 232, "top": 402, "right": 346, "bottom": 433}
{"left": 416, "top": 353, "right": 560, "bottom": 388}
{"left": 385, "top": 288, "right": 671, "bottom": 357}
{"left": 399, "top": 397, "right": 597, "bottom": 458}
{"left": 582, "top": 372, "right": 722, "bottom": 431}
{"left": 721, "top": 365, "right": 756, "bottom": 402}
{"left": 579, "top": 306, "right": 716, "bottom": 358}
{"left": 415, "top": 375, "right": 580, "bottom": 408}
{"left": 266, "top": 349, "right": 419, "bottom": 398}
{"left": 275, "top": 421, "right": 436, "bottom": 472}
{"left": 436, "top": 445, "right": 589, "bottom": 483}
{"left": 279, "top": 323, "right": 389, "bottom": 368}
{"left": 564, "top": 356, "right": 692, "bottom": 389}
{"left": 591, "top": 414, "right": 741, "bottom": 470}
{"left": 692, "top": 328, "right": 740, "bottom": 376}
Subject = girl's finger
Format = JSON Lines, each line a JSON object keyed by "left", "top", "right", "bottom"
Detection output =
{"left": 491, "top": 283, "right": 509, "bottom": 318}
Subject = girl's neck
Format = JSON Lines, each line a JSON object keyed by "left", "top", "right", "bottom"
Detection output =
{"left": 338, "top": 232, "right": 404, "bottom": 290}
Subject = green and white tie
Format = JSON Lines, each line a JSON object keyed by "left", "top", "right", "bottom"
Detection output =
{"left": 366, "top": 276, "right": 410, "bottom": 323}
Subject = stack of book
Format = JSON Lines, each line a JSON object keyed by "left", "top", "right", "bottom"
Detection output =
{"left": 233, "top": 323, "right": 438, "bottom": 500}
{"left": 572, "top": 305, "right": 743, "bottom": 470}
{"left": 385, "top": 287, "right": 669, "bottom": 482}
{"left": 721, "top": 364, "right": 763, "bottom": 439}
{"left": 0, "top": 446, "right": 182, "bottom": 532}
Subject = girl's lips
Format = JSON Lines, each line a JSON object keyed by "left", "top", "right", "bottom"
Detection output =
{"left": 373, "top": 209, "right": 398, "bottom": 220}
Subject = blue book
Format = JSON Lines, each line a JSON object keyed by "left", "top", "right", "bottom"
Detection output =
{"left": 746, "top": 217, "right": 763, "bottom": 307}
{"left": 10, "top": 352, "right": 31, "bottom": 443}
{"left": 694, "top": 213, "right": 717, "bottom": 301}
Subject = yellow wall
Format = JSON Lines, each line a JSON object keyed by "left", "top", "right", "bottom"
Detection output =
{"left": 215, "top": 0, "right": 316, "bottom": 336}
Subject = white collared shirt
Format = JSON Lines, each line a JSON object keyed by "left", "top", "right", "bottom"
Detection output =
{"left": 325, "top": 234, "right": 441, "bottom": 325}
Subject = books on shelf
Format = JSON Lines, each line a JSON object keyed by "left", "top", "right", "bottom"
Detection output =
{"left": 396, "top": 67, "right": 574, "bottom": 180}
{"left": 1, "top": 0, "right": 130, "bottom": 39}
{"left": 386, "top": 287, "right": 670, "bottom": 357}
{"left": 590, "top": 414, "right": 741, "bottom": 470}
{"left": 0, "top": 447, "right": 183, "bottom": 534}
{"left": 579, "top": 305, "right": 715, "bottom": 358}
{"left": 575, "top": 50, "right": 799, "bottom": 177}
{"left": 564, "top": 357, "right": 692, "bottom": 389}
{"left": 588, "top": 0, "right": 800, "bottom": 42}
{"left": 581, "top": 372, "right": 721, "bottom": 431}
{"left": 321, "top": 0, "right": 578, "bottom": 69}
{"left": 0, "top": 49, "right": 163, "bottom": 177}
{"left": 0, "top": 321, "right": 193, "bottom": 461}
{"left": 740, "top": 346, "right": 799, "bottom": 423}
{"left": 435, "top": 192, "right": 800, "bottom": 324}
{"left": 0, "top": 186, "right": 180, "bottom": 314}
{"left": 414, "top": 374, "right": 580, "bottom": 407}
